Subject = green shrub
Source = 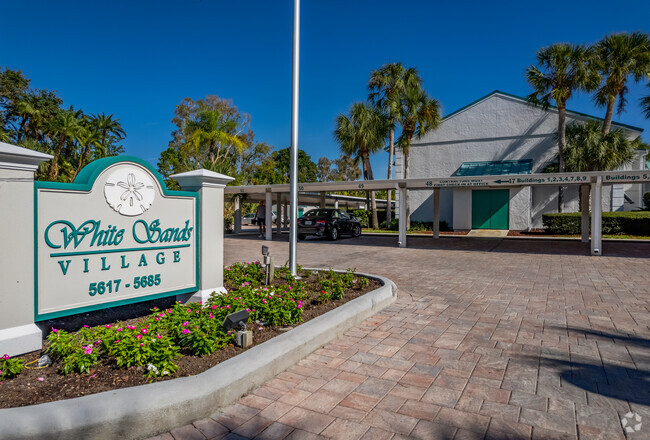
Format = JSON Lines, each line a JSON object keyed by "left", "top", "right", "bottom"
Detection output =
{"left": 351, "top": 209, "right": 370, "bottom": 227}
{"left": 0, "top": 355, "right": 24, "bottom": 380}
{"left": 379, "top": 219, "right": 450, "bottom": 232}
{"left": 543, "top": 211, "right": 650, "bottom": 236}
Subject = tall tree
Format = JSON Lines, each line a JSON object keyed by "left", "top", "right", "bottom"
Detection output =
{"left": 368, "top": 63, "right": 421, "bottom": 225}
{"left": 47, "top": 109, "right": 80, "bottom": 181}
{"left": 334, "top": 102, "right": 387, "bottom": 228}
{"left": 642, "top": 83, "right": 650, "bottom": 119}
{"left": 593, "top": 32, "right": 650, "bottom": 136}
{"left": 398, "top": 87, "right": 441, "bottom": 228}
{"left": 159, "top": 95, "right": 251, "bottom": 184}
{"left": 526, "top": 43, "right": 599, "bottom": 212}
{"left": 90, "top": 112, "right": 126, "bottom": 158}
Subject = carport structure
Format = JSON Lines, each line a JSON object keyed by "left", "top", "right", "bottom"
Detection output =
{"left": 226, "top": 169, "right": 650, "bottom": 256}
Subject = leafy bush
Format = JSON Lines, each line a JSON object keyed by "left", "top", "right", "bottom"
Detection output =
{"left": 351, "top": 209, "right": 370, "bottom": 227}
{"left": 0, "top": 354, "right": 24, "bottom": 380}
{"left": 379, "top": 219, "right": 451, "bottom": 232}
{"left": 23, "top": 263, "right": 368, "bottom": 380}
{"left": 543, "top": 211, "right": 650, "bottom": 236}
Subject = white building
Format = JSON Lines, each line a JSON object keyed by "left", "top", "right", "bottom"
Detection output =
{"left": 396, "top": 91, "right": 647, "bottom": 231}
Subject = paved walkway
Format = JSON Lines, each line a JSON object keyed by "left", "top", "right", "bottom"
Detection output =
{"left": 149, "top": 236, "right": 650, "bottom": 440}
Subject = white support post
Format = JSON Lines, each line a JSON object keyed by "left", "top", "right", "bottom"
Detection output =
{"left": 234, "top": 195, "right": 241, "bottom": 234}
{"left": 0, "top": 142, "right": 52, "bottom": 356}
{"left": 172, "top": 169, "right": 235, "bottom": 303}
{"left": 320, "top": 191, "right": 326, "bottom": 208}
{"left": 334, "top": 199, "right": 339, "bottom": 209}
{"left": 433, "top": 188, "right": 440, "bottom": 239}
{"left": 283, "top": 202, "right": 288, "bottom": 229}
{"left": 265, "top": 190, "right": 272, "bottom": 241}
{"left": 398, "top": 184, "right": 407, "bottom": 248}
{"left": 276, "top": 192, "right": 282, "bottom": 235}
{"left": 590, "top": 176, "right": 602, "bottom": 256}
{"left": 580, "top": 185, "right": 589, "bottom": 243}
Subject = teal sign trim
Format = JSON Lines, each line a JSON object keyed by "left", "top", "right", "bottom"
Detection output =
{"left": 34, "top": 156, "right": 201, "bottom": 322}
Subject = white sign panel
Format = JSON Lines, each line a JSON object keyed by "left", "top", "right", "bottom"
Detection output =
{"left": 35, "top": 158, "right": 198, "bottom": 320}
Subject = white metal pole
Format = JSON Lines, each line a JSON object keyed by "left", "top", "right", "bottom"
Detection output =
{"left": 289, "top": 0, "right": 300, "bottom": 275}
{"left": 433, "top": 188, "right": 440, "bottom": 239}
{"left": 590, "top": 176, "right": 602, "bottom": 256}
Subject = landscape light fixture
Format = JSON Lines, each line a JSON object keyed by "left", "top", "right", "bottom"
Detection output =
{"left": 223, "top": 309, "right": 250, "bottom": 331}
{"left": 262, "top": 245, "right": 274, "bottom": 285}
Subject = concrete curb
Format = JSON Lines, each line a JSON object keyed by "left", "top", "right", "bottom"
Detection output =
{"left": 0, "top": 272, "right": 397, "bottom": 440}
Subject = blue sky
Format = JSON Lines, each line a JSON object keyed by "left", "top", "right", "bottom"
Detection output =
{"left": 2, "top": 0, "right": 649, "bottom": 179}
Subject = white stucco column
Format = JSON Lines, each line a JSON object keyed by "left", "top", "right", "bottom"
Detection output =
{"left": 590, "top": 176, "right": 602, "bottom": 256}
{"left": 0, "top": 142, "right": 52, "bottom": 356}
{"left": 433, "top": 188, "right": 440, "bottom": 239}
{"left": 234, "top": 195, "right": 241, "bottom": 234}
{"left": 580, "top": 185, "right": 589, "bottom": 243}
{"left": 172, "top": 169, "right": 234, "bottom": 303}
{"left": 276, "top": 192, "right": 282, "bottom": 235}
{"left": 398, "top": 184, "right": 407, "bottom": 248}
{"left": 265, "top": 190, "right": 272, "bottom": 241}
{"left": 283, "top": 202, "right": 288, "bottom": 229}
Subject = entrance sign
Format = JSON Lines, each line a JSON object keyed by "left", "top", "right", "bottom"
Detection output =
{"left": 35, "top": 157, "right": 199, "bottom": 320}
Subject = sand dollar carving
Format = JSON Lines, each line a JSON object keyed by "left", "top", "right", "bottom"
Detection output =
{"left": 104, "top": 166, "right": 155, "bottom": 216}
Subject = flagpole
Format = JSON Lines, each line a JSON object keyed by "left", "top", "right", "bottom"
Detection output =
{"left": 289, "top": 0, "right": 300, "bottom": 276}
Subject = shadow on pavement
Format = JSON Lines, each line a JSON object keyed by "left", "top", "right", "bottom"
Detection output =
{"left": 226, "top": 233, "right": 650, "bottom": 258}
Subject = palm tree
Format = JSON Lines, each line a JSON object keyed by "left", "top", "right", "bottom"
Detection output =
{"left": 73, "top": 124, "right": 101, "bottom": 180}
{"left": 526, "top": 43, "right": 599, "bottom": 211}
{"left": 47, "top": 109, "right": 80, "bottom": 181}
{"left": 397, "top": 86, "right": 441, "bottom": 229}
{"left": 184, "top": 106, "right": 245, "bottom": 169}
{"left": 593, "top": 32, "right": 650, "bottom": 136}
{"left": 641, "top": 83, "right": 650, "bottom": 119}
{"left": 368, "top": 63, "right": 421, "bottom": 226}
{"left": 563, "top": 121, "right": 635, "bottom": 172}
{"left": 90, "top": 113, "right": 126, "bottom": 156}
{"left": 334, "top": 103, "right": 388, "bottom": 228}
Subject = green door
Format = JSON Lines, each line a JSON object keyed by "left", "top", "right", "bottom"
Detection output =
{"left": 471, "top": 189, "right": 509, "bottom": 229}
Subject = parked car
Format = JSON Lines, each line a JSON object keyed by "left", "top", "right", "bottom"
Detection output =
{"left": 242, "top": 213, "right": 256, "bottom": 225}
{"left": 297, "top": 208, "right": 361, "bottom": 240}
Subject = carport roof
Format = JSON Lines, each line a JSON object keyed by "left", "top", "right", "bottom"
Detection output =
{"left": 454, "top": 159, "right": 532, "bottom": 177}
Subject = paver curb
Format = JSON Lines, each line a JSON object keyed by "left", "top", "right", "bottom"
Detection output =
{"left": 0, "top": 272, "right": 397, "bottom": 440}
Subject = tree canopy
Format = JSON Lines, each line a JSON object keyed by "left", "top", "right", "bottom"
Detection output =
{"left": 0, "top": 67, "right": 125, "bottom": 182}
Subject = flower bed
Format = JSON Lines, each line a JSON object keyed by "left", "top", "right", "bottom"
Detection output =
{"left": 0, "top": 263, "right": 379, "bottom": 408}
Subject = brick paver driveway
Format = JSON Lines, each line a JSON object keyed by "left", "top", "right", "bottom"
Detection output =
{"left": 151, "top": 236, "right": 650, "bottom": 440}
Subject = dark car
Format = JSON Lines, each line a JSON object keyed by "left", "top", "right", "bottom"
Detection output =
{"left": 297, "top": 208, "right": 362, "bottom": 240}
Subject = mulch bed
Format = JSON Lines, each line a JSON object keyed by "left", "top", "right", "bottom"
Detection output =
{"left": 0, "top": 271, "right": 381, "bottom": 409}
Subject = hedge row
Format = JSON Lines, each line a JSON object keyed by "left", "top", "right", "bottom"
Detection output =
{"left": 543, "top": 211, "right": 650, "bottom": 235}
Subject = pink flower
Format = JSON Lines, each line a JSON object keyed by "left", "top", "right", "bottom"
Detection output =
{"left": 83, "top": 346, "right": 93, "bottom": 355}
{"left": 114, "top": 340, "right": 120, "bottom": 344}
{"left": 117, "top": 328, "right": 122, "bottom": 332}
{"left": 136, "top": 334, "right": 143, "bottom": 339}
{"left": 106, "top": 324, "right": 111, "bottom": 329}
{"left": 51, "top": 328, "right": 58, "bottom": 333}
{"left": 226, "top": 305, "right": 231, "bottom": 309}
{"left": 187, "top": 309, "right": 191, "bottom": 313}
{"left": 83, "top": 325, "right": 89, "bottom": 328}
{"left": 142, "top": 329, "right": 147, "bottom": 334}
{"left": 2, "top": 354, "right": 10, "bottom": 360}
{"left": 155, "top": 317, "right": 159, "bottom": 322}
{"left": 37, "top": 377, "right": 44, "bottom": 382}
{"left": 209, "top": 314, "right": 214, "bottom": 319}
{"left": 182, "top": 329, "right": 191, "bottom": 334}
{"left": 211, "top": 305, "right": 217, "bottom": 309}
{"left": 140, "top": 343, "right": 144, "bottom": 347}
{"left": 182, "top": 321, "right": 189, "bottom": 327}
{"left": 156, "top": 335, "right": 162, "bottom": 339}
